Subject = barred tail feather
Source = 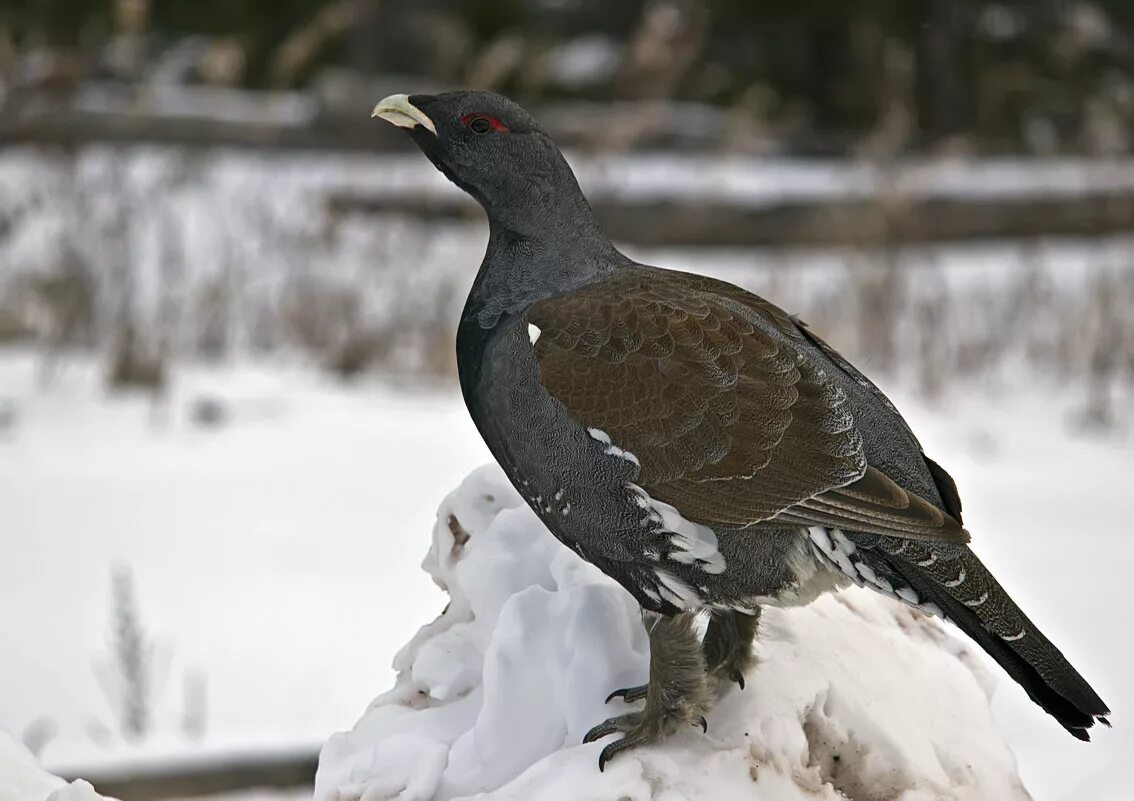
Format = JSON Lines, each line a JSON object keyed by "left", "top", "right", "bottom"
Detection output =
{"left": 857, "top": 538, "right": 1110, "bottom": 739}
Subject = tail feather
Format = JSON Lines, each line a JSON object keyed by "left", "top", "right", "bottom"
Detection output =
{"left": 850, "top": 535, "right": 1110, "bottom": 739}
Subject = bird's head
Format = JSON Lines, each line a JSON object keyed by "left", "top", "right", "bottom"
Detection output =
{"left": 372, "top": 91, "right": 595, "bottom": 237}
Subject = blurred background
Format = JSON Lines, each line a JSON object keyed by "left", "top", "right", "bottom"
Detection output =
{"left": 0, "top": 1, "right": 1131, "bottom": 799}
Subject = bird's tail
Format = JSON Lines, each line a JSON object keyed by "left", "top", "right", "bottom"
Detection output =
{"left": 852, "top": 536, "right": 1110, "bottom": 739}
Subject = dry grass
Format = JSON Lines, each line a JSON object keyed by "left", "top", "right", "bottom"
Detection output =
{"left": 0, "top": 148, "right": 1129, "bottom": 402}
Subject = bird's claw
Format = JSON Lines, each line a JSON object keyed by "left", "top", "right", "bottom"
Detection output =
{"left": 730, "top": 670, "right": 745, "bottom": 690}
{"left": 605, "top": 684, "right": 649, "bottom": 704}
{"left": 584, "top": 706, "right": 710, "bottom": 771}
{"left": 583, "top": 716, "right": 627, "bottom": 744}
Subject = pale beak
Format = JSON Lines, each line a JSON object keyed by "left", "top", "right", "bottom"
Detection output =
{"left": 371, "top": 93, "right": 437, "bottom": 135}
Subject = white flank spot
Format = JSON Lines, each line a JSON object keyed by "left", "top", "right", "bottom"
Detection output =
{"left": 817, "top": 527, "right": 857, "bottom": 578}
{"left": 830, "top": 529, "right": 857, "bottom": 556}
{"left": 629, "top": 483, "right": 725, "bottom": 573}
{"left": 527, "top": 323, "right": 541, "bottom": 344}
{"left": 857, "top": 563, "right": 879, "bottom": 585}
{"left": 811, "top": 527, "right": 933, "bottom": 609}
{"left": 605, "top": 443, "right": 640, "bottom": 466}
{"left": 944, "top": 567, "right": 967, "bottom": 588}
{"left": 1001, "top": 628, "right": 1026, "bottom": 642}
{"left": 964, "top": 591, "right": 988, "bottom": 608}
{"left": 854, "top": 560, "right": 894, "bottom": 594}
{"left": 630, "top": 488, "right": 652, "bottom": 510}
{"left": 916, "top": 553, "right": 938, "bottom": 567}
{"left": 561, "top": 503, "right": 571, "bottom": 516}
{"left": 654, "top": 570, "right": 701, "bottom": 609}
{"left": 807, "top": 526, "right": 833, "bottom": 553}
{"left": 587, "top": 427, "right": 641, "bottom": 467}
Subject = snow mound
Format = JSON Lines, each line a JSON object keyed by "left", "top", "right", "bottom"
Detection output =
{"left": 315, "top": 465, "right": 1032, "bottom": 801}
{"left": 0, "top": 730, "right": 114, "bottom": 801}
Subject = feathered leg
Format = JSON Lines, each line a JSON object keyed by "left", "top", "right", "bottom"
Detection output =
{"left": 604, "top": 607, "right": 760, "bottom": 705}
{"left": 583, "top": 611, "right": 713, "bottom": 770}
{"left": 703, "top": 608, "right": 760, "bottom": 688}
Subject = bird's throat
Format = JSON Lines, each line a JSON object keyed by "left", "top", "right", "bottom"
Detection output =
{"left": 462, "top": 221, "right": 621, "bottom": 330}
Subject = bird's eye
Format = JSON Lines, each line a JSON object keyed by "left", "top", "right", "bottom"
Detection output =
{"left": 462, "top": 113, "right": 508, "bottom": 135}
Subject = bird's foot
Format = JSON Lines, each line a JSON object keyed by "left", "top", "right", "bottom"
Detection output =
{"left": 583, "top": 703, "right": 709, "bottom": 771}
{"left": 585, "top": 612, "right": 712, "bottom": 771}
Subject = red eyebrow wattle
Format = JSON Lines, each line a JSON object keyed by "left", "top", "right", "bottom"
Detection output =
{"left": 461, "top": 113, "right": 509, "bottom": 132}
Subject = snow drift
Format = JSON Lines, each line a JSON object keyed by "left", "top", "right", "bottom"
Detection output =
{"left": 315, "top": 465, "right": 1032, "bottom": 801}
{"left": 0, "top": 730, "right": 113, "bottom": 801}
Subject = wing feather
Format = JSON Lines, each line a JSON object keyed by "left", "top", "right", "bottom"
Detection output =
{"left": 527, "top": 268, "right": 967, "bottom": 544}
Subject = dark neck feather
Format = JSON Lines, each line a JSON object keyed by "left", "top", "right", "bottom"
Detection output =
{"left": 482, "top": 143, "right": 605, "bottom": 239}
{"left": 463, "top": 149, "right": 622, "bottom": 327}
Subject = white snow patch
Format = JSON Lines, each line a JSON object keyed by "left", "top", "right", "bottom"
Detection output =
{"left": 316, "top": 466, "right": 1032, "bottom": 801}
{"left": 545, "top": 36, "right": 621, "bottom": 87}
{"left": 0, "top": 352, "right": 493, "bottom": 767}
{"left": 0, "top": 730, "right": 114, "bottom": 801}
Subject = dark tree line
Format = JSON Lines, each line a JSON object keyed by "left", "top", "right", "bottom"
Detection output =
{"left": 2, "top": 0, "right": 1133, "bottom": 153}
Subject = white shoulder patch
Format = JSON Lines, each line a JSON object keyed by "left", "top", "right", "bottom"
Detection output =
{"left": 527, "top": 323, "right": 542, "bottom": 345}
{"left": 586, "top": 427, "right": 612, "bottom": 444}
{"left": 587, "top": 427, "right": 641, "bottom": 468}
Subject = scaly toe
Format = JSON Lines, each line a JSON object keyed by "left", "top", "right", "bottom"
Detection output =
{"left": 587, "top": 704, "right": 712, "bottom": 770}
{"left": 605, "top": 684, "right": 649, "bottom": 704}
{"left": 598, "top": 737, "right": 635, "bottom": 772}
{"left": 583, "top": 712, "right": 640, "bottom": 744}
{"left": 593, "top": 712, "right": 676, "bottom": 771}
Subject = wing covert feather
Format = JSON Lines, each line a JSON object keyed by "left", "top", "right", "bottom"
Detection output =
{"left": 527, "top": 269, "right": 967, "bottom": 543}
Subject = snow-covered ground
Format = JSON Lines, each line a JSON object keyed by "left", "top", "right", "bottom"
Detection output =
{"left": 0, "top": 729, "right": 105, "bottom": 801}
{"left": 0, "top": 347, "right": 1129, "bottom": 798}
{"left": 0, "top": 350, "right": 491, "bottom": 769}
{"left": 0, "top": 727, "right": 308, "bottom": 801}
{"left": 315, "top": 466, "right": 1032, "bottom": 801}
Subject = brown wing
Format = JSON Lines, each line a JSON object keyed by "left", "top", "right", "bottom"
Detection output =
{"left": 527, "top": 268, "right": 967, "bottom": 543}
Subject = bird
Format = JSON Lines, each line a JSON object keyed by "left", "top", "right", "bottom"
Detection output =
{"left": 371, "top": 90, "right": 1110, "bottom": 771}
